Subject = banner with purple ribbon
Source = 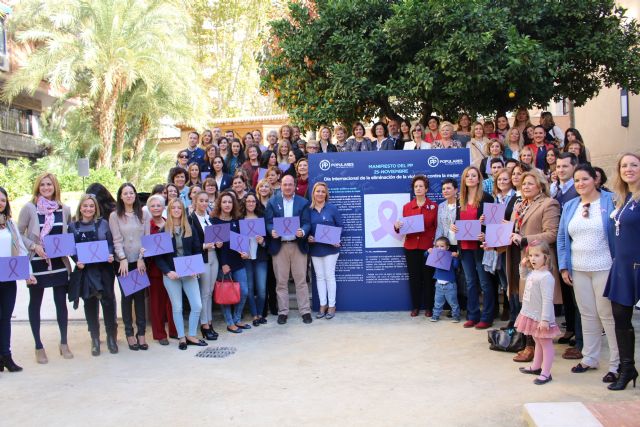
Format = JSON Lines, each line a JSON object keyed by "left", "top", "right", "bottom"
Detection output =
{"left": 230, "top": 231, "right": 250, "bottom": 254}
{"left": 174, "top": 254, "right": 206, "bottom": 277}
{"left": 274, "top": 216, "right": 300, "bottom": 239}
{"left": 314, "top": 224, "right": 342, "bottom": 245}
{"left": 76, "top": 240, "right": 110, "bottom": 264}
{"left": 483, "top": 203, "right": 507, "bottom": 225}
{"left": 0, "top": 256, "right": 30, "bottom": 281}
{"left": 485, "top": 222, "right": 514, "bottom": 248}
{"left": 455, "top": 220, "right": 482, "bottom": 241}
{"left": 239, "top": 218, "right": 266, "bottom": 237}
{"left": 204, "top": 223, "right": 230, "bottom": 243}
{"left": 118, "top": 270, "right": 151, "bottom": 296}
{"left": 43, "top": 233, "right": 76, "bottom": 258}
{"left": 398, "top": 214, "right": 425, "bottom": 235}
{"left": 425, "top": 249, "right": 453, "bottom": 270}
{"left": 308, "top": 149, "right": 469, "bottom": 311}
{"left": 141, "top": 232, "right": 173, "bottom": 257}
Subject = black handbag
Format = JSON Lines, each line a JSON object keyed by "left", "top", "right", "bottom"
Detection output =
{"left": 487, "top": 328, "right": 526, "bottom": 353}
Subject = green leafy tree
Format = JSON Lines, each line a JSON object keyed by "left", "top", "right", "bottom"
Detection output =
{"left": 259, "top": 0, "right": 640, "bottom": 126}
{"left": 3, "top": 0, "right": 206, "bottom": 168}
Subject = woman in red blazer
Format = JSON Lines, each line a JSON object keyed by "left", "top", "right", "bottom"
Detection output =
{"left": 394, "top": 175, "right": 438, "bottom": 317}
{"left": 525, "top": 125, "right": 556, "bottom": 170}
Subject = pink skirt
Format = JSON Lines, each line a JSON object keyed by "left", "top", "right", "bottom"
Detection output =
{"left": 514, "top": 314, "right": 562, "bottom": 339}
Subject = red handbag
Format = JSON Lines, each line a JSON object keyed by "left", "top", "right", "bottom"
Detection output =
{"left": 214, "top": 275, "right": 241, "bottom": 305}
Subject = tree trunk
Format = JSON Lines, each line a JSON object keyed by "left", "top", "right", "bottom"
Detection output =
{"left": 133, "top": 115, "right": 151, "bottom": 157}
{"left": 376, "top": 96, "right": 402, "bottom": 122}
{"left": 419, "top": 102, "right": 434, "bottom": 126}
{"left": 113, "top": 108, "right": 127, "bottom": 177}
{"left": 96, "top": 89, "right": 120, "bottom": 168}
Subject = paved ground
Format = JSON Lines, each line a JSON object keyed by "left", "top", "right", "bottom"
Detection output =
{"left": 3, "top": 310, "right": 638, "bottom": 427}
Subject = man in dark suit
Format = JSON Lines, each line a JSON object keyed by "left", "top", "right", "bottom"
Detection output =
{"left": 265, "top": 175, "right": 313, "bottom": 324}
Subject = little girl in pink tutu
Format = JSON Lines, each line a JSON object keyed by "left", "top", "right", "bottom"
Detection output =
{"left": 514, "top": 240, "right": 561, "bottom": 385}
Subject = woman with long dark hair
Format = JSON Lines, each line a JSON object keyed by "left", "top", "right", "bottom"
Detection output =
{"left": 85, "top": 183, "right": 117, "bottom": 220}
{"left": 109, "top": 183, "right": 150, "bottom": 351}
{"left": 241, "top": 193, "right": 269, "bottom": 326}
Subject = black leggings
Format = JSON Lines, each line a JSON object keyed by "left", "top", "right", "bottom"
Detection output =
{"left": 29, "top": 286, "right": 68, "bottom": 349}
{"left": 405, "top": 249, "right": 435, "bottom": 311}
{"left": 612, "top": 301, "right": 634, "bottom": 330}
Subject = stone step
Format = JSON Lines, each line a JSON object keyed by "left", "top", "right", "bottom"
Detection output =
{"left": 523, "top": 401, "right": 640, "bottom": 427}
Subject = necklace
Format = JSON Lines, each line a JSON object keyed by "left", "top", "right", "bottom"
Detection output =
{"left": 614, "top": 196, "right": 637, "bottom": 236}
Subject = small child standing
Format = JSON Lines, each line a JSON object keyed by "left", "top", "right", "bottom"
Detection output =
{"left": 514, "top": 241, "right": 561, "bottom": 385}
{"left": 427, "top": 237, "right": 461, "bottom": 322}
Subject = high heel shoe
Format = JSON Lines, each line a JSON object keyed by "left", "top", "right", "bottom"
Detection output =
{"left": 201, "top": 326, "right": 218, "bottom": 341}
{"left": 137, "top": 336, "right": 149, "bottom": 351}
{"left": 127, "top": 337, "right": 139, "bottom": 351}
{"left": 609, "top": 328, "right": 638, "bottom": 391}
{"left": 107, "top": 334, "right": 119, "bottom": 354}
{"left": 35, "top": 348, "right": 48, "bottom": 364}
{"left": 91, "top": 337, "right": 100, "bottom": 356}
{"left": 0, "top": 354, "right": 23, "bottom": 372}
{"left": 59, "top": 344, "right": 74, "bottom": 359}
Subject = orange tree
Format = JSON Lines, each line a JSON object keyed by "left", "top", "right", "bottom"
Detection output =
{"left": 258, "top": 0, "right": 640, "bottom": 127}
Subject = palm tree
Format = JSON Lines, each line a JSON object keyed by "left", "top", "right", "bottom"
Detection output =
{"left": 3, "top": 0, "right": 206, "bottom": 168}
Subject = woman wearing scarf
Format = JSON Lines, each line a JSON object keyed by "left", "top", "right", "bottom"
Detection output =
{"left": 17, "top": 173, "right": 73, "bottom": 364}
{"left": 0, "top": 187, "right": 36, "bottom": 373}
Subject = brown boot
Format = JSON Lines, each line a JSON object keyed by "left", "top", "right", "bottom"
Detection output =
{"left": 562, "top": 347, "right": 582, "bottom": 360}
{"left": 513, "top": 345, "right": 535, "bottom": 362}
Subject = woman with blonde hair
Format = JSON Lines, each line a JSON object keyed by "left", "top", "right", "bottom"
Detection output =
{"left": 154, "top": 198, "right": 206, "bottom": 349}
{"left": 278, "top": 124, "right": 294, "bottom": 147}
{"left": 468, "top": 121, "right": 489, "bottom": 167}
{"left": 333, "top": 125, "right": 349, "bottom": 152}
{"left": 450, "top": 166, "right": 495, "bottom": 329}
{"left": 513, "top": 108, "right": 533, "bottom": 135}
{"left": 404, "top": 123, "right": 431, "bottom": 150}
{"left": 318, "top": 126, "right": 337, "bottom": 153}
{"left": 433, "top": 121, "right": 463, "bottom": 149}
{"left": 18, "top": 173, "right": 73, "bottom": 363}
{"left": 504, "top": 128, "right": 522, "bottom": 160}
{"left": 519, "top": 145, "right": 536, "bottom": 170}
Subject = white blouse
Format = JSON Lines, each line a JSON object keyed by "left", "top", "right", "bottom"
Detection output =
{"left": 567, "top": 199, "right": 612, "bottom": 272}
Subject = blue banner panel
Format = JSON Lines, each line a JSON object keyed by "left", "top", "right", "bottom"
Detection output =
{"left": 308, "top": 149, "right": 469, "bottom": 311}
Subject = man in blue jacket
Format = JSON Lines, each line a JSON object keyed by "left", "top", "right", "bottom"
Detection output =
{"left": 265, "top": 175, "right": 313, "bottom": 324}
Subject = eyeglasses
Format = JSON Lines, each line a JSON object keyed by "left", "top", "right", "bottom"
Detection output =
{"left": 307, "top": 146, "right": 319, "bottom": 150}
{"left": 582, "top": 203, "right": 590, "bottom": 218}
{"left": 179, "top": 155, "right": 188, "bottom": 159}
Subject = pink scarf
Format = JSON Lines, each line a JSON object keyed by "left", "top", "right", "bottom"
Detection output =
{"left": 36, "top": 196, "right": 59, "bottom": 241}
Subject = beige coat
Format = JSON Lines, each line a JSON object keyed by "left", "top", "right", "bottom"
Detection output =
{"left": 506, "top": 196, "right": 562, "bottom": 304}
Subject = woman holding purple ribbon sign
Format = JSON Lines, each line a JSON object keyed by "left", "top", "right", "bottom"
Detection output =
{"left": 450, "top": 166, "right": 495, "bottom": 329}
{"left": 212, "top": 192, "right": 251, "bottom": 334}
{"left": 109, "top": 183, "right": 151, "bottom": 352}
{"left": 154, "top": 199, "right": 207, "bottom": 349}
{"left": 188, "top": 192, "right": 220, "bottom": 341}
{"left": 69, "top": 194, "right": 118, "bottom": 356}
{"left": 18, "top": 172, "right": 73, "bottom": 364}
{"left": 394, "top": 175, "right": 438, "bottom": 318}
{"left": 308, "top": 182, "right": 343, "bottom": 319}
{"left": 0, "top": 187, "right": 35, "bottom": 373}
{"left": 241, "top": 193, "right": 269, "bottom": 326}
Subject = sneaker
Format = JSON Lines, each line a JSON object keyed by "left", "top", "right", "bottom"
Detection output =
{"left": 452, "top": 317, "right": 461, "bottom": 323}
{"left": 463, "top": 320, "right": 477, "bottom": 328}
{"left": 430, "top": 317, "right": 440, "bottom": 322}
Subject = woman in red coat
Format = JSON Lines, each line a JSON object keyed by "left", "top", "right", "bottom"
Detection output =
{"left": 394, "top": 175, "right": 438, "bottom": 317}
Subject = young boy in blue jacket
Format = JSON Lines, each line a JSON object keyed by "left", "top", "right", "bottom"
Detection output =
{"left": 426, "top": 237, "right": 461, "bottom": 322}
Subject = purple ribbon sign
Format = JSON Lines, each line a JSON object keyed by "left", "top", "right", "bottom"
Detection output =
{"left": 76, "top": 240, "right": 110, "bottom": 264}
{"left": 174, "top": 254, "right": 206, "bottom": 278}
{"left": 118, "top": 270, "right": 151, "bottom": 297}
{"left": 239, "top": 218, "right": 266, "bottom": 237}
{"left": 43, "top": 233, "right": 76, "bottom": 258}
{"left": 398, "top": 214, "right": 425, "bottom": 235}
{"left": 455, "top": 220, "right": 482, "bottom": 241}
{"left": 485, "top": 222, "right": 514, "bottom": 248}
{"left": 141, "top": 232, "right": 173, "bottom": 257}
{"left": 0, "top": 256, "right": 30, "bottom": 281}
{"left": 278, "top": 163, "right": 290, "bottom": 173}
{"left": 200, "top": 171, "right": 210, "bottom": 181}
{"left": 204, "top": 223, "right": 230, "bottom": 243}
{"left": 314, "top": 224, "right": 342, "bottom": 245}
{"left": 425, "top": 249, "right": 453, "bottom": 270}
{"left": 257, "top": 168, "right": 267, "bottom": 182}
{"left": 372, "top": 200, "right": 404, "bottom": 242}
{"left": 274, "top": 216, "right": 300, "bottom": 239}
{"left": 483, "top": 203, "right": 507, "bottom": 225}
{"left": 230, "top": 231, "right": 250, "bottom": 254}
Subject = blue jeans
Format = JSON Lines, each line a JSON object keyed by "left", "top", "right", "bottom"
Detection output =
{"left": 244, "top": 259, "right": 267, "bottom": 317}
{"left": 433, "top": 281, "right": 460, "bottom": 319}
{"left": 221, "top": 268, "right": 248, "bottom": 326}
{"left": 460, "top": 249, "right": 495, "bottom": 323}
{"left": 163, "top": 275, "right": 202, "bottom": 338}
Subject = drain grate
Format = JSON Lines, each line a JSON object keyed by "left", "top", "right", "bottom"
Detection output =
{"left": 195, "top": 346, "right": 237, "bottom": 358}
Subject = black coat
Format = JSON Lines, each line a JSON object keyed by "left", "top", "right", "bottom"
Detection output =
{"left": 188, "top": 211, "right": 213, "bottom": 264}
{"left": 153, "top": 226, "right": 202, "bottom": 275}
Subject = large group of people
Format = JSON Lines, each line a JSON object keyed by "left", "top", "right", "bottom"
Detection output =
{"left": 0, "top": 112, "right": 637, "bottom": 392}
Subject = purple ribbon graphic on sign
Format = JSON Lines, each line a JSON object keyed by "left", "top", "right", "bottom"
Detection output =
{"left": 212, "top": 227, "right": 224, "bottom": 242}
{"left": 52, "top": 236, "right": 62, "bottom": 254}
{"left": 183, "top": 257, "right": 197, "bottom": 275}
{"left": 496, "top": 227, "right": 508, "bottom": 246}
{"left": 235, "top": 234, "right": 245, "bottom": 250}
{"left": 246, "top": 221, "right": 258, "bottom": 237}
{"left": 88, "top": 242, "right": 101, "bottom": 261}
{"left": 8, "top": 258, "right": 19, "bottom": 279}
{"left": 153, "top": 234, "right": 167, "bottom": 252}
{"left": 435, "top": 251, "right": 447, "bottom": 265}
{"left": 130, "top": 272, "right": 145, "bottom": 291}
{"left": 283, "top": 218, "right": 294, "bottom": 235}
{"left": 461, "top": 222, "right": 474, "bottom": 239}
{"left": 318, "top": 226, "right": 332, "bottom": 242}
{"left": 488, "top": 205, "right": 500, "bottom": 224}
{"left": 372, "top": 201, "right": 402, "bottom": 241}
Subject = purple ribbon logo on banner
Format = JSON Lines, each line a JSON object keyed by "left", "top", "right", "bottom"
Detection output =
{"left": 8, "top": 258, "right": 19, "bottom": 279}
{"left": 153, "top": 234, "right": 167, "bottom": 252}
{"left": 372, "top": 201, "right": 402, "bottom": 241}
